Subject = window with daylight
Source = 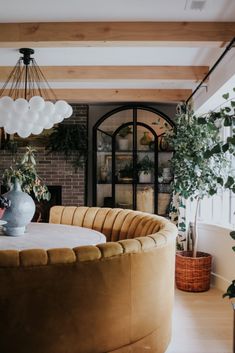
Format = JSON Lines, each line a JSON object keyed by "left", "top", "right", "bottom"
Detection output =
{"left": 188, "top": 126, "right": 235, "bottom": 229}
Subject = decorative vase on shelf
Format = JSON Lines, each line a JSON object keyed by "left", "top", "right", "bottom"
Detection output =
{"left": 2, "top": 179, "right": 35, "bottom": 236}
{"left": 118, "top": 137, "right": 129, "bottom": 151}
{"left": 140, "top": 131, "right": 152, "bottom": 150}
{"left": 139, "top": 171, "right": 152, "bottom": 183}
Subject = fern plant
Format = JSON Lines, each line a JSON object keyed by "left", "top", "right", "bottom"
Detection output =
{"left": 46, "top": 124, "right": 87, "bottom": 170}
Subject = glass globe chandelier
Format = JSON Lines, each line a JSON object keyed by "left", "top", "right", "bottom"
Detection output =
{"left": 0, "top": 48, "right": 73, "bottom": 138}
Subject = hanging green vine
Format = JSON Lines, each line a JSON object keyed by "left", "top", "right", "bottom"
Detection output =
{"left": 46, "top": 124, "right": 88, "bottom": 171}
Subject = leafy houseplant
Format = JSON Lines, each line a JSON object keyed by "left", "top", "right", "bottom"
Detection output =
{"left": 168, "top": 101, "right": 235, "bottom": 291}
{"left": 118, "top": 126, "right": 132, "bottom": 151}
{"left": 137, "top": 155, "right": 154, "bottom": 183}
{"left": 2, "top": 146, "right": 51, "bottom": 202}
{"left": 46, "top": 124, "right": 88, "bottom": 171}
{"left": 118, "top": 162, "right": 133, "bottom": 179}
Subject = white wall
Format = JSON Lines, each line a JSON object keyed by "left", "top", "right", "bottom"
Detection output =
{"left": 194, "top": 45, "right": 235, "bottom": 115}
{"left": 197, "top": 223, "right": 235, "bottom": 292}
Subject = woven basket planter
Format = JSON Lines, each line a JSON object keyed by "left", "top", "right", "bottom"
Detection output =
{"left": 175, "top": 251, "right": 212, "bottom": 292}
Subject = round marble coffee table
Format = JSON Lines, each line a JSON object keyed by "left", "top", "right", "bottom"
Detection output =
{"left": 0, "top": 222, "right": 106, "bottom": 250}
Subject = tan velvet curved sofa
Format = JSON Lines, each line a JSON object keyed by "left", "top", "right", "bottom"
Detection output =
{"left": 0, "top": 206, "right": 177, "bottom": 353}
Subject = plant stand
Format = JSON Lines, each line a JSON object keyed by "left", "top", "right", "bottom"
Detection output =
{"left": 175, "top": 251, "right": 212, "bottom": 292}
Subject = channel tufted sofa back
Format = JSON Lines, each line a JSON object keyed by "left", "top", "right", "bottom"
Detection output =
{"left": 0, "top": 206, "right": 177, "bottom": 353}
{"left": 49, "top": 206, "right": 165, "bottom": 242}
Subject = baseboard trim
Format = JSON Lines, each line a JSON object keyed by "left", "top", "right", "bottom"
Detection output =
{"left": 211, "top": 272, "right": 231, "bottom": 292}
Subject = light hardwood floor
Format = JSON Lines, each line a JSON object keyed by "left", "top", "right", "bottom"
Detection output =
{"left": 166, "top": 288, "right": 234, "bottom": 353}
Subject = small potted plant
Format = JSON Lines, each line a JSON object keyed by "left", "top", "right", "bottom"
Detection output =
{"left": 168, "top": 102, "right": 235, "bottom": 292}
{"left": 0, "top": 195, "right": 11, "bottom": 219}
{"left": 137, "top": 155, "right": 154, "bottom": 183}
{"left": 118, "top": 162, "right": 133, "bottom": 181}
{"left": 118, "top": 126, "right": 132, "bottom": 151}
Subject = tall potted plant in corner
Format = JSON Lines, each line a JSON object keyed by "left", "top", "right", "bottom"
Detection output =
{"left": 168, "top": 101, "right": 235, "bottom": 292}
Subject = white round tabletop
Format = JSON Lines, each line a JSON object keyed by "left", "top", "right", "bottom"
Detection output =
{"left": 0, "top": 222, "right": 106, "bottom": 251}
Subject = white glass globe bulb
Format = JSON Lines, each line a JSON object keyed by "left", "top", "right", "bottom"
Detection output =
{"left": 51, "top": 114, "right": 64, "bottom": 124}
{"left": 17, "top": 128, "right": 32, "bottom": 138}
{"left": 55, "top": 100, "right": 69, "bottom": 116}
{"left": 4, "top": 120, "right": 16, "bottom": 135}
{"left": 44, "top": 121, "right": 54, "bottom": 130}
{"left": 31, "top": 125, "right": 44, "bottom": 135}
{"left": 24, "top": 110, "right": 39, "bottom": 124}
{"left": 0, "top": 96, "right": 14, "bottom": 111}
{"left": 43, "top": 101, "right": 55, "bottom": 116}
{"left": 29, "top": 96, "right": 45, "bottom": 112}
{"left": 64, "top": 104, "right": 73, "bottom": 119}
{"left": 38, "top": 114, "right": 50, "bottom": 127}
{"left": 14, "top": 98, "right": 29, "bottom": 114}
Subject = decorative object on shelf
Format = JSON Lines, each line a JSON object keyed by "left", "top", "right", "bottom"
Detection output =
{"left": 137, "top": 187, "right": 154, "bottom": 213}
{"left": 2, "top": 146, "right": 51, "bottom": 202}
{"left": 0, "top": 48, "right": 73, "bottom": 138}
{"left": 100, "top": 166, "right": 108, "bottom": 182}
{"left": 0, "top": 195, "right": 11, "bottom": 219}
{"left": 140, "top": 131, "right": 152, "bottom": 150}
{"left": 158, "top": 193, "right": 171, "bottom": 215}
{"left": 118, "top": 126, "right": 132, "bottom": 151}
{"left": 162, "top": 167, "right": 172, "bottom": 182}
{"left": 159, "top": 135, "right": 171, "bottom": 151}
{"left": 46, "top": 124, "right": 87, "bottom": 171}
{"left": 168, "top": 100, "right": 235, "bottom": 292}
{"left": 118, "top": 162, "right": 133, "bottom": 181}
{"left": 137, "top": 155, "right": 154, "bottom": 183}
{"left": 2, "top": 179, "right": 35, "bottom": 236}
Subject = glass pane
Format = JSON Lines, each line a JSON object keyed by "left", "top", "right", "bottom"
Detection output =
{"left": 99, "top": 109, "right": 133, "bottom": 136}
{"left": 137, "top": 185, "right": 154, "bottom": 213}
{"left": 96, "top": 184, "right": 112, "bottom": 207}
{"left": 115, "top": 154, "right": 133, "bottom": 183}
{"left": 115, "top": 185, "right": 133, "bottom": 209}
{"left": 157, "top": 193, "right": 171, "bottom": 216}
{"left": 97, "top": 130, "right": 112, "bottom": 152}
{"left": 137, "top": 109, "right": 172, "bottom": 137}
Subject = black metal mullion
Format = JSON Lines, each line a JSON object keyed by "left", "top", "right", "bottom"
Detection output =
{"left": 133, "top": 108, "right": 137, "bottom": 210}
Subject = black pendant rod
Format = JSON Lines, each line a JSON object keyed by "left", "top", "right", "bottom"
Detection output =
{"left": 185, "top": 37, "right": 235, "bottom": 106}
{"left": 20, "top": 48, "right": 34, "bottom": 100}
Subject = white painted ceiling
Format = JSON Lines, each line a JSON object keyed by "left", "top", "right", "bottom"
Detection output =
{"left": 0, "top": 0, "right": 234, "bottom": 105}
{"left": 0, "top": 0, "right": 235, "bottom": 22}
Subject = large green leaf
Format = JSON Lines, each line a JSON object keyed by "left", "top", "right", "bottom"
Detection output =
{"left": 230, "top": 231, "right": 235, "bottom": 240}
{"left": 222, "top": 93, "right": 229, "bottom": 100}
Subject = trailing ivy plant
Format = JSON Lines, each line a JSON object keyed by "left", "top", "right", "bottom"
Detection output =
{"left": 46, "top": 124, "right": 87, "bottom": 171}
{"left": 168, "top": 94, "right": 235, "bottom": 258}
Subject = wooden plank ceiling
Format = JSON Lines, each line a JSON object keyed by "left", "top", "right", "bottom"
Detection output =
{"left": 0, "top": 22, "right": 235, "bottom": 103}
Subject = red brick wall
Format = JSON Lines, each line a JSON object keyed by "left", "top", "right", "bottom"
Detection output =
{"left": 0, "top": 104, "right": 88, "bottom": 207}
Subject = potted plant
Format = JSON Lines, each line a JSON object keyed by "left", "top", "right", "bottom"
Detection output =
{"left": 168, "top": 102, "right": 235, "bottom": 292}
{"left": 2, "top": 146, "right": 51, "bottom": 202}
{"left": 137, "top": 155, "right": 154, "bottom": 183}
{"left": 0, "top": 195, "right": 11, "bottom": 219}
{"left": 46, "top": 124, "right": 88, "bottom": 171}
{"left": 118, "top": 126, "right": 132, "bottom": 151}
{"left": 118, "top": 162, "right": 133, "bottom": 180}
